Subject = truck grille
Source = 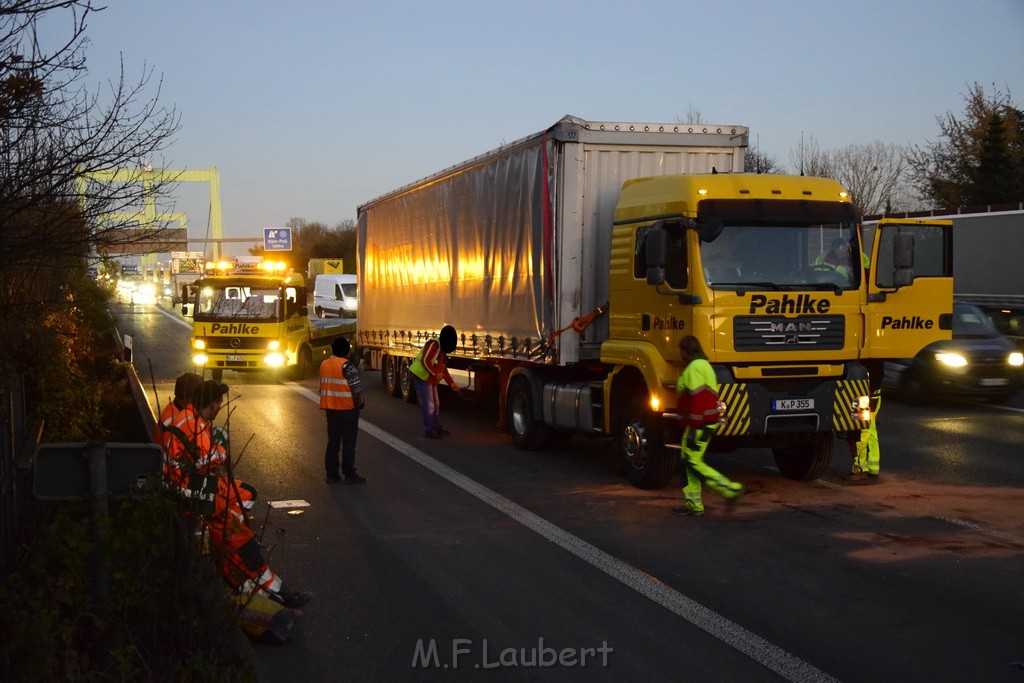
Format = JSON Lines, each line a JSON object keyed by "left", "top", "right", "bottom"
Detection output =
{"left": 734, "top": 315, "right": 845, "bottom": 351}
{"left": 199, "top": 337, "right": 271, "bottom": 351}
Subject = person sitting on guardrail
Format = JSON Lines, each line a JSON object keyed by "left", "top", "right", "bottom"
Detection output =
{"left": 161, "top": 380, "right": 312, "bottom": 612}
{"left": 156, "top": 372, "right": 204, "bottom": 474}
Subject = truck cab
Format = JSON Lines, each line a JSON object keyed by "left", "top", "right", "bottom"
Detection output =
{"left": 604, "top": 173, "right": 954, "bottom": 486}
{"left": 183, "top": 263, "right": 353, "bottom": 381}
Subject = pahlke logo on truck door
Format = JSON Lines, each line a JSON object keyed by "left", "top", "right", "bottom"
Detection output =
{"left": 880, "top": 315, "right": 933, "bottom": 329}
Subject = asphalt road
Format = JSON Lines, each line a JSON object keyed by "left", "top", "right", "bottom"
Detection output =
{"left": 113, "top": 301, "right": 1024, "bottom": 682}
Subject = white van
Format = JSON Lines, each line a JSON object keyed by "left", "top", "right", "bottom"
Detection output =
{"left": 313, "top": 273, "right": 357, "bottom": 318}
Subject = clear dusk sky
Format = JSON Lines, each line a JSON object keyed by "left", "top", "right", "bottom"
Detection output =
{"left": 63, "top": 0, "right": 1024, "bottom": 254}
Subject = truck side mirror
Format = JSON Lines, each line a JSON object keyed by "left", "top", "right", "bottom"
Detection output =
{"left": 894, "top": 232, "right": 914, "bottom": 269}
{"left": 644, "top": 223, "right": 668, "bottom": 285}
{"left": 893, "top": 269, "right": 914, "bottom": 287}
{"left": 181, "top": 303, "right": 193, "bottom": 317}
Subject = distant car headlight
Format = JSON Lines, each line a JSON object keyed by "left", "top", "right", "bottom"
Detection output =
{"left": 1009, "top": 351, "right": 1024, "bottom": 367}
{"left": 935, "top": 352, "right": 968, "bottom": 368}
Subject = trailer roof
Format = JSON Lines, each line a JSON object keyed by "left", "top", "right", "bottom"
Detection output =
{"left": 357, "top": 115, "right": 749, "bottom": 212}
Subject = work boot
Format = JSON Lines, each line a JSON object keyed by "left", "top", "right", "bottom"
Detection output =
{"left": 344, "top": 473, "right": 367, "bottom": 485}
{"left": 274, "top": 586, "right": 313, "bottom": 609}
{"left": 438, "top": 426, "right": 452, "bottom": 436}
{"left": 723, "top": 486, "right": 744, "bottom": 513}
{"left": 424, "top": 429, "right": 442, "bottom": 439}
{"left": 842, "top": 471, "right": 867, "bottom": 483}
{"left": 671, "top": 506, "right": 704, "bottom": 517}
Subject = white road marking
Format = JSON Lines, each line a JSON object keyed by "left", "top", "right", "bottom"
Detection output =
{"left": 157, "top": 305, "right": 193, "bottom": 329}
{"left": 286, "top": 382, "right": 836, "bottom": 683}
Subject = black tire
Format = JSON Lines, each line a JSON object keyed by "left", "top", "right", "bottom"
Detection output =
{"left": 899, "top": 369, "right": 925, "bottom": 405}
{"left": 507, "top": 376, "right": 548, "bottom": 451}
{"left": 288, "top": 346, "right": 311, "bottom": 381}
{"left": 211, "top": 368, "right": 223, "bottom": 381}
{"left": 616, "top": 397, "right": 675, "bottom": 489}
{"left": 399, "top": 357, "right": 416, "bottom": 403}
{"left": 382, "top": 355, "right": 400, "bottom": 396}
{"left": 314, "top": 305, "right": 323, "bottom": 318}
{"left": 771, "top": 433, "right": 833, "bottom": 481}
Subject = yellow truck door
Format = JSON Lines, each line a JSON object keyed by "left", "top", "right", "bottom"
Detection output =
{"left": 864, "top": 218, "right": 954, "bottom": 359}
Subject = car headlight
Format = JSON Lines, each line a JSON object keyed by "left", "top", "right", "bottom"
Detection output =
{"left": 1009, "top": 351, "right": 1024, "bottom": 367}
{"left": 934, "top": 352, "right": 968, "bottom": 368}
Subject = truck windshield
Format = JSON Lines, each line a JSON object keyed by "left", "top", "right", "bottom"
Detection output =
{"left": 193, "top": 284, "right": 282, "bottom": 322}
{"left": 701, "top": 223, "right": 862, "bottom": 291}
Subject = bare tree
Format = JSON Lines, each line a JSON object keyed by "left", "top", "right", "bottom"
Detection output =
{"left": 788, "top": 135, "right": 833, "bottom": 178}
{"left": 829, "top": 141, "right": 914, "bottom": 215}
{"left": 0, "top": 0, "right": 180, "bottom": 323}
{"left": 745, "top": 147, "right": 782, "bottom": 174}
{"left": 675, "top": 106, "right": 706, "bottom": 125}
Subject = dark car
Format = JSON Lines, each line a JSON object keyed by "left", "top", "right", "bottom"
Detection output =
{"left": 882, "top": 301, "right": 1024, "bottom": 404}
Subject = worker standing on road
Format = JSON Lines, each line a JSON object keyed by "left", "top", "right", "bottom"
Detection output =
{"left": 846, "top": 388, "right": 882, "bottom": 483}
{"left": 319, "top": 337, "right": 366, "bottom": 484}
{"left": 409, "top": 325, "right": 461, "bottom": 439}
{"left": 673, "top": 335, "right": 743, "bottom": 516}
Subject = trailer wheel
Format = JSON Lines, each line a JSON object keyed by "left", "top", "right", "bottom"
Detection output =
{"left": 771, "top": 433, "right": 833, "bottom": 481}
{"left": 399, "top": 357, "right": 416, "bottom": 403}
{"left": 616, "top": 397, "right": 675, "bottom": 489}
{"left": 382, "top": 355, "right": 401, "bottom": 396}
{"left": 506, "top": 376, "right": 548, "bottom": 450}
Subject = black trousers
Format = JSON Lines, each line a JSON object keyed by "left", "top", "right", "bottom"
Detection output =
{"left": 324, "top": 408, "right": 360, "bottom": 476}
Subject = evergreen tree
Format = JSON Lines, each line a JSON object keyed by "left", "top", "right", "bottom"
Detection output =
{"left": 908, "top": 83, "right": 1024, "bottom": 208}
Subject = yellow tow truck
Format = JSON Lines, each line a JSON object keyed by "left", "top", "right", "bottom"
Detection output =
{"left": 183, "top": 259, "right": 354, "bottom": 381}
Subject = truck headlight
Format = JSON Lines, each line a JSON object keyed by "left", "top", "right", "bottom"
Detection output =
{"left": 267, "top": 340, "right": 281, "bottom": 351}
{"left": 1009, "top": 352, "right": 1024, "bottom": 367}
{"left": 264, "top": 352, "right": 285, "bottom": 367}
{"left": 192, "top": 338, "right": 206, "bottom": 350}
{"left": 193, "top": 353, "right": 208, "bottom": 366}
{"left": 935, "top": 352, "right": 967, "bottom": 368}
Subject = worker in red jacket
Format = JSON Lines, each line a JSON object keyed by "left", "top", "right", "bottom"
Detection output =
{"left": 672, "top": 335, "right": 743, "bottom": 517}
{"left": 409, "top": 325, "right": 461, "bottom": 439}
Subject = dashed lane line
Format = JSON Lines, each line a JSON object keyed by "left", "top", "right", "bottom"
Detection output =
{"left": 286, "top": 382, "right": 837, "bottom": 683}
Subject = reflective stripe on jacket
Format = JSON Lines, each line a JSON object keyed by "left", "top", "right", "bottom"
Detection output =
{"left": 675, "top": 357, "right": 720, "bottom": 428}
{"left": 319, "top": 356, "right": 356, "bottom": 410}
